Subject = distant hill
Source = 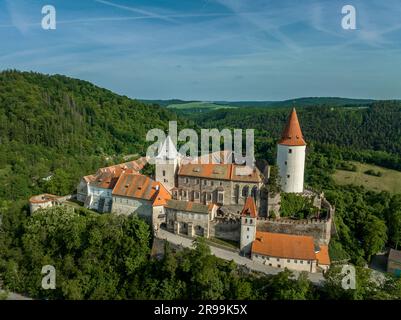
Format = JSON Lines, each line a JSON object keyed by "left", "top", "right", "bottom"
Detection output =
{"left": 166, "top": 101, "right": 237, "bottom": 112}
{"left": 217, "top": 97, "right": 376, "bottom": 108}
{"left": 139, "top": 99, "right": 195, "bottom": 107}
{"left": 141, "top": 97, "right": 378, "bottom": 111}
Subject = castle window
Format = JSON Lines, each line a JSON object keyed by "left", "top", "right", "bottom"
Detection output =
{"left": 203, "top": 180, "right": 207, "bottom": 186}
{"left": 278, "top": 264, "right": 281, "bottom": 268}
{"left": 218, "top": 193, "right": 224, "bottom": 202}
{"left": 294, "top": 260, "right": 298, "bottom": 263}
{"left": 163, "top": 170, "right": 166, "bottom": 177}
{"left": 242, "top": 186, "right": 249, "bottom": 197}
{"left": 300, "top": 260, "right": 304, "bottom": 264}
{"left": 194, "top": 192, "right": 200, "bottom": 200}
{"left": 288, "top": 149, "right": 292, "bottom": 154}
{"left": 247, "top": 235, "right": 249, "bottom": 239}
{"left": 211, "top": 181, "right": 214, "bottom": 186}
{"left": 287, "top": 175, "right": 290, "bottom": 178}
{"left": 247, "top": 227, "right": 249, "bottom": 231}
{"left": 196, "top": 179, "right": 199, "bottom": 184}
{"left": 245, "top": 218, "right": 247, "bottom": 223}
{"left": 285, "top": 161, "right": 287, "bottom": 165}
{"left": 276, "top": 258, "right": 279, "bottom": 262}
{"left": 250, "top": 219, "right": 253, "bottom": 224}
{"left": 287, "top": 259, "right": 290, "bottom": 263}
{"left": 185, "top": 178, "right": 189, "bottom": 184}
{"left": 307, "top": 261, "right": 310, "bottom": 264}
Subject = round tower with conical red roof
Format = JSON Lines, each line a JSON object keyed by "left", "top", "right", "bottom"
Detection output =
{"left": 276, "top": 108, "right": 306, "bottom": 193}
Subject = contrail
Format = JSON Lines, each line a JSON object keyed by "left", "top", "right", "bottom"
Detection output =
{"left": 94, "top": 0, "right": 177, "bottom": 24}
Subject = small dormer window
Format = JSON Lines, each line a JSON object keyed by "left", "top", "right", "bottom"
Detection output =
{"left": 288, "top": 149, "right": 292, "bottom": 154}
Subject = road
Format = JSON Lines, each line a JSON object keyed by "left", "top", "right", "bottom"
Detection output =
{"left": 0, "top": 289, "right": 31, "bottom": 300}
{"left": 156, "top": 229, "right": 325, "bottom": 285}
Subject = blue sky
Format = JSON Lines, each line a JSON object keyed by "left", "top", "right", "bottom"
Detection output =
{"left": 0, "top": 0, "right": 401, "bottom": 100}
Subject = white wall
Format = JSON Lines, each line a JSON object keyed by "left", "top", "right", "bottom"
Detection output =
{"left": 277, "top": 144, "right": 306, "bottom": 193}
{"left": 111, "top": 196, "right": 152, "bottom": 222}
{"left": 251, "top": 253, "right": 317, "bottom": 273}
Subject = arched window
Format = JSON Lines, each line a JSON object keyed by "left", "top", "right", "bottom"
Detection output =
{"left": 242, "top": 185, "right": 249, "bottom": 197}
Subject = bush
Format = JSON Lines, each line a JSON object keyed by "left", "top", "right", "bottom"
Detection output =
{"left": 364, "top": 169, "right": 382, "bottom": 177}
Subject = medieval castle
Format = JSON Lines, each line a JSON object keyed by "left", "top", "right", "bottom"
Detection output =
{"left": 29, "top": 109, "right": 333, "bottom": 273}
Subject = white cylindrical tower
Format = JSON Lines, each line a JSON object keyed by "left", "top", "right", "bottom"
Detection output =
{"left": 276, "top": 108, "right": 306, "bottom": 193}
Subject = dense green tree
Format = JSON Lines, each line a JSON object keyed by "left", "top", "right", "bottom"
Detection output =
{"left": 362, "top": 215, "right": 387, "bottom": 261}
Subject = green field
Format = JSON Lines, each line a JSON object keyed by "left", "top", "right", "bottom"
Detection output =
{"left": 166, "top": 101, "right": 237, "bottom": 110}
{"left": 333, "top": 162, "right": 401, "bottom": 194}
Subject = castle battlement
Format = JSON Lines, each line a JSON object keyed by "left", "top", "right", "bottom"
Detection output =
{"left": 257, "top": 217, "right": 330, "bottom": 224}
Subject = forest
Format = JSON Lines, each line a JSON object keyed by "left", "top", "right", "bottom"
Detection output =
{"left": 0, "top": 70, "right": 400, "bottom": 299}
{"left": 1, "top": 205, "right": 400, "bottom": 300}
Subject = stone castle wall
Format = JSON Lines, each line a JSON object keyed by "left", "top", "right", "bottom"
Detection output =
{"left": 209, "top": 219, "right": 241, "bottom": 242}
{"left": 256, "top": 217, "right": 332, "bottom": 245}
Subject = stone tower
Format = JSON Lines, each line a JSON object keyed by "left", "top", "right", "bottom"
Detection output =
{"left": 240, "top": 197, "right": 257, "bottom": 256}
{"left": 276, "top": 108, "right": 306, "bottom": 193}
{"left": 155, "top": 136, "right": 180, "bottom": 192}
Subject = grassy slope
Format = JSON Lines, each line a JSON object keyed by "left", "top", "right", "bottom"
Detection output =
{"left": 333, "top": 162, "right": 401, "bottom": 194}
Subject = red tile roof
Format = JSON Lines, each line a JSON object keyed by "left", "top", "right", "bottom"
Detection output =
{"left": 112, "top": 173, "right": 157, "bottom": 200}
{"left": 178, "top": 163, "right": 262, "bottom": 183}
{"left": 83, "top": 157, "right": 148, "bottom": 189}
{"left": 112, "top": 173, "right": 171, "bottom": 207}
{"left": 152, "top": 183, "right": 172, "bottom": 207}
{"left": 241, "top": 197, "right": 257, "bottom": 218}
{"left": 252, "top": 231, "right": 316, "bottom": 261}
{"left": 278, "top": 108, "right": 306, "bottom": 146}
{"left": 316, "top": 245, "right": 330, "bottom": 265}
